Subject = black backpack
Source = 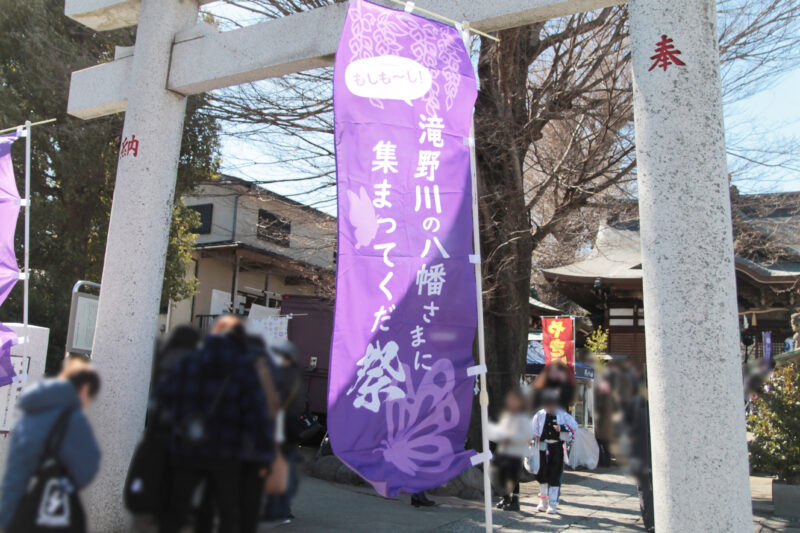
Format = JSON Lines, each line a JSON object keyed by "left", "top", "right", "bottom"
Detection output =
{"left": 124, "top": 372, "right": 232, "bottom": 515}
{"left": 123, "top": 425, "right": 170, "bottom": 515}
{"left": 8, "top": 408, "right": 86, "bottom": 533}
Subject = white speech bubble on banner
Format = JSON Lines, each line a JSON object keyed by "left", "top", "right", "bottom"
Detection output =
{"left": 345, "top": 55, "right": 432, "bottom": 105}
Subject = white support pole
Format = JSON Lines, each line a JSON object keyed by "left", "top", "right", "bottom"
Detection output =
{"left": 82, "top": 1, "right": 200, "bottom": 531}
{"left": 629, "top": 0, "right": 752, "bottom": 531}
{"left": 22, "top": 120, "right": 30, "bottom": 362}
{"left": 164, "top": 298, "right": 172, "bottom": 334}
{"left": 468, "top": 123, "right": 493, "bottom": 533}
{"left": 231, "top": 253, "right": 241, "bottom": 313}
{"left": 460, "top": 20, "right": 492, "bottom": 531}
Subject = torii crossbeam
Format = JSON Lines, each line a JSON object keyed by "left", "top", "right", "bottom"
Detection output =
{"left": 65, "top": 1, "right": 753, "bottom": 532}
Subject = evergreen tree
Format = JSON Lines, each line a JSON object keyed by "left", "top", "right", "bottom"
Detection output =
{"left": 0, "top": 0, "right": 220, "bottom": 371}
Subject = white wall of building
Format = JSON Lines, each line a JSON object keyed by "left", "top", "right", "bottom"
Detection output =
{"left": 183, "top": 181, "right": 336, "bottom": 269}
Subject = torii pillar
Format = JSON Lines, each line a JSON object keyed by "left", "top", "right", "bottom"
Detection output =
{"left": 74, "top": 1, "right": 200, "bottom": 531}
{"left": 65, "top": 0, "right": 752, "bottom": 531}
{"left": 629, "top": 0, "right": 753, "bottom": 530}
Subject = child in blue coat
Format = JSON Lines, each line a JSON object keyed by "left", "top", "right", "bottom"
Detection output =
{"left": 0, "top": 366, "right": 101, "bottom": 529}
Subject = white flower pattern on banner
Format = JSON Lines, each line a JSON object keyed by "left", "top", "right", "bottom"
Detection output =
{"left": 348, "top": 1, "right": 463, "bottom": 114}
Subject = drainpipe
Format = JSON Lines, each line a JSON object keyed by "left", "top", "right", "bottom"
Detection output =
{"left": 230, "top": 194, "right": 242, "bottom": 314}
{"left": 231, "top": 193, "right": 241, "bottom": 241}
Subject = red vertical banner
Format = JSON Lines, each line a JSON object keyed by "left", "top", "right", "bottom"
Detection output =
{"left": 542, "top": 317, "right": 575, "bottom": 367}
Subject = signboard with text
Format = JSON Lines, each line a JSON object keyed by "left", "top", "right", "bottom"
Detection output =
{"left": 542, "top": 316, "right": 575, "bottom": 367}
{"left": 65, "top": 292, "right": 99, "bottom": 354}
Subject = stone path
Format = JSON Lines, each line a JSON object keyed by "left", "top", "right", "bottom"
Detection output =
{"left": 262, "top": 467, "right": 799, "bottom": 532}
{"left": 751, "top": 476, "right": 800, "bottom": 533}
{"left": 265, "top": 468, "right": 646, "bottom": 532}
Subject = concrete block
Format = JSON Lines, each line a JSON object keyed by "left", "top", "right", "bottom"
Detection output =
{"left": 0, "top": 324, "right": 50, "bottom": 482}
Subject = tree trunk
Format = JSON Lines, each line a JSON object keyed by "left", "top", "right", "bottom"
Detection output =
{"left": 468, "top": 28, "right": 536, "bottom": 447}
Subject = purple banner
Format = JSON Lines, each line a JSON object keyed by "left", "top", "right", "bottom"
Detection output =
{"left": 762, "top": 331, "right": 772, "bottom": 368}
{"left": 0, "top": 132, "right": 20, "bottom": 307}
{"left": 329, "top": 0, "right": 478, "bottom": 497}
{"left": 0, "top": 324, "right": 17, "bottom": 388}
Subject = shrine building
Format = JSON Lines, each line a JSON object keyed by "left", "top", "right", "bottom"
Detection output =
{"left": 543, "top": 192, "right": 800, "bottom": 369}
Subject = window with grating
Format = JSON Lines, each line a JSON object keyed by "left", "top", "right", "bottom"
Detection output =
{"left": 257, "top": 209, "right": 291, "bottom": 247}
{"left": 188, "top": 203, "right": 213, "bottom": 235}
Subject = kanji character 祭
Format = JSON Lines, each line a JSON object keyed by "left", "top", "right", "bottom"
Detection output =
{"left": 649, "top": 34, "right": 685, "bottom": 71}
{"left": 346, "top": 340, "right": 406, "bottom": 413}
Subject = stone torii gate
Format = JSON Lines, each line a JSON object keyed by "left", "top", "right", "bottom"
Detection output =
{"left": 65, "top": 0, "right": 752, "bottom": 531}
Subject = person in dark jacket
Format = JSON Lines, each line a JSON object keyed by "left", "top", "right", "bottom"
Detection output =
{"left": 190, "top": 316, "right": 281, "bottom": 533}
{"left": 156, "top": 320, "right": 274, "bottom": 533}
{"left": 151, "top": 324, "right": 201, "bottom": 388}
{"left": 208, "top": 316, "right": 280, "bottom": 533}
{"left": 0, "top": 368, "right": 101, "bottom": 529}
{"left": 532, "top": 361, "right": 575, "bottom": 410}
{"left": 621, "top": 379, "right": 654, "bottom": 532}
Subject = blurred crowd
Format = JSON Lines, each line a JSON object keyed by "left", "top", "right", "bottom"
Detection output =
{"left": 488, "top": 359, "right": 655, "bottom": 532}
{"left": 489, "top": 362, "right": 578, "bottom": 515}
{"left": 0, "top": 314, "right": 315, "bottom": 533}
{"left": 0, "top": 317, "right": 660, "bottom": 533}
{"left": 595, "top": 361, "right": 654, "bottom": 532}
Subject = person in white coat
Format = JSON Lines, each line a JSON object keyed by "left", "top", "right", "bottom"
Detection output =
{"left": 489, "top": 390, "right": 532, "bottom": 512}
{"left": 531, "top": 388, "right": 578, "bottom": 514}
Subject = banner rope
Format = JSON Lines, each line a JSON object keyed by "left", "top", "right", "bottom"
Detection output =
{"left": 385, "top": 0, "right": 500, "bottom": 42}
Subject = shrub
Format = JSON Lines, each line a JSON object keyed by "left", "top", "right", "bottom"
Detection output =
{"left": 747, "top": 362, "right": 800, "bottom": 483}
{"left": 585, "top": 325, "right": 608, "bottom": 355}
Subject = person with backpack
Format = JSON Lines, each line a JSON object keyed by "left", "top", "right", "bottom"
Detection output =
{"left": 0, "top": 364, "right": 101, "bottom": 532}
{"left": 155, "top": 317, "right": 274, "bottom": 533}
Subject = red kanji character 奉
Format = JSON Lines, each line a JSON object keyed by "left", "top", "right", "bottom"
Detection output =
{"left": 649, "top": 35, "right": 686, "bottom": 72}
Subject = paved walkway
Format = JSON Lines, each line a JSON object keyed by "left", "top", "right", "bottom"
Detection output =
{"left": 263, "top": 467, "right": 799, "bottom": 532}
{"left": 751, "top": 475, "right": 800, "bottom": 533}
